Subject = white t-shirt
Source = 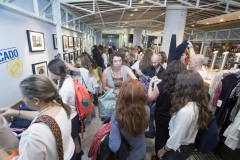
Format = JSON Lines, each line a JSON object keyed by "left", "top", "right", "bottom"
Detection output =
{"left": 78, "top": 68, "right": 89, "bottom": 87}
{"left": 59, "top": 75, "right": 77, "bottom": 119}
{"left": 166, "top": 102, "right": 199, "bottom": 151}
{"left": 131, "top": 60, "right": 140, "bottom": 71}
{"left": 102, "top": 53, "right": 108, "bottom": 68}
{"left": 78, "top": 68, "right": 99, "bottom": 93}
{"left": 14, "top": 108, "right": 75, "bottom": 160}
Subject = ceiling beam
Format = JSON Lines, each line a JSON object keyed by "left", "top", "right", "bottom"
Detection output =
{"left": 144, "top": 0, "right": 165, "bottom": 6}
{"left": 39, "top": 0, "right": 53, "bottom": 15}
{"left": 88, "top": 19, "right": 164, "bottom": 25}
{"left": 177, "top": 0, "right": 195, "bottom": 7}
{"left": 61, "top": 2, "right": 93, "bottom": 13}
{"left": 219, "top": 0, "right": 240, "bottom": 7}
{"left": 59, "top": 0, "right": 92, "bottom": 2}
{"left": 100, "top": 0, "right": 129, "bottom": 8}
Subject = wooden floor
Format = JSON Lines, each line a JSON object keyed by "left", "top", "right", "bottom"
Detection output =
{"left": 80, "top": 106, "right": 222, "bottom": 160}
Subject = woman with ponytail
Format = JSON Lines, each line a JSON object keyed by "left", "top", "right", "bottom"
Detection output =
{"left": 0, "top": 75, "right": 75, "bottom": 159}
{"left": 48, "top": 59, "right": 83, "bottom": 159}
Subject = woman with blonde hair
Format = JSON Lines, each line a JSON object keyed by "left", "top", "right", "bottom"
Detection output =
{"left": 109, "top": 79, "right": 150, "bottom": 160}
{"left": 65, "top": 53, "right": 98, "bottom": 94}
{"left": 157, "top": 70, "right": 210, "bottom": 160}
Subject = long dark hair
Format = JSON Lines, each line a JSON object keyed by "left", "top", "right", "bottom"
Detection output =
{"left": 48, "top": 59, "right": 66, "bottom": 89}
{"left": 162, "top": 60, "right": 186, "bottom": 94}
{"left": 171, "top": 70, "right": 210, "bottom": 129}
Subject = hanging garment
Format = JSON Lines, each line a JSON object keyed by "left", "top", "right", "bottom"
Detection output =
{"left": 223, "top": 110, "right": 240, "bottom": 150}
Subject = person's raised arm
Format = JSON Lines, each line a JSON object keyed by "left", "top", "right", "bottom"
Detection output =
{"left": 127, "top": 67, "right": 137, "bottom": 79}
{"left": 0, "top": 107, "right": 38, "bottom": 120}
{"left": 64, "top": 61, "right": 80, "bottom": 73}
{"left": 148, "top": 76, "right": 160, "bottom": 101}
{"left": 187, "top": 40, "right": 196, "bottom": 57}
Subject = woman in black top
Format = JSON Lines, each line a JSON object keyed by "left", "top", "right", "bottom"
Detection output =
{"left": 148, "top": 60, "right": 186, "bottom": 159}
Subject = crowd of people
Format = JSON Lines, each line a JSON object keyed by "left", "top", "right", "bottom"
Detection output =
{"left": 0, "top": 43, "right": 211, "bottom": 160}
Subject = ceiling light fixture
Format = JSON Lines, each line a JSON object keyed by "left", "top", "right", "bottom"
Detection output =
{"left": 134, "top": 9, "right": 138, "bottom": 11}
{"left": 130, "top": 14, "right": 134, "bottom": 16}
{"left": 191, "top": 24, "right": 195, "bottom": 27}
{"left": 139, "top": 1, "right": 143, "bottom": 4}
{"left": 197, "top": 10, "right": 240, "bottom": 25}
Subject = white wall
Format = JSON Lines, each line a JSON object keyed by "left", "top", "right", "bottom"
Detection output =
{"left": 0, "top": 6, "right": 83, "bottom": 107}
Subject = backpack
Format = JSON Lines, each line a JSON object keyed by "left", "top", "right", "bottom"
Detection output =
{"left": 195, "top": 114, "right": 219, "bottom": 153}
{"left": 88, "top": 123, "right": 133, "bottom": 160}
{"left": 73, "top": 79, "right": 92, "bottom": 121}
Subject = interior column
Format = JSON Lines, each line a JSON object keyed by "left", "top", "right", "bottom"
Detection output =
{"left": 162, "top": 5, "right": 187, "bottom": 56}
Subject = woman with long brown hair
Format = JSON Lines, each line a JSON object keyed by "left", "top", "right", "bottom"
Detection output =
{"left": 108, "top": 79, "right": 150, "bottom": 160}
{"left": 157, "top": 70, "right": 210, "bottom": 160}
{"left": 148, "top": 60, "right": 186, "bottom": 160}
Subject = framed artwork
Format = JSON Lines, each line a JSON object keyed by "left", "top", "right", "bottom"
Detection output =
{"left": 80, "top": 38, "right": 82, "bottom": 48}
{"left": 52, "top": 34, "right": 58, "bottom": 49}
{"left": 26, "top": 30, "right": 45, "bottom": 52}
{"left": 63, "top": 53, "right": 70, "bottom": 63}
{"left": 69, "top": 52, "right": 74, "bottom": 63}
{"left": 62, "top": 35, "right": 68, "bottom": 52}
{"left": 68, "top": 36, "right": 73, "bottom": 47}
{"left": 32, "top": 61, "right": 48, "bottom": 76}
{"left": 77, "top": 37, "right": 80, "bottom": 46}
{"left": 77, "top": 50, "right": 81, "bottom": 57}
{"left": 73, "top": 37, "right": 77, "bottom": 50}
{"left": 74, "top": 51, "right": 78, "bottom": 61}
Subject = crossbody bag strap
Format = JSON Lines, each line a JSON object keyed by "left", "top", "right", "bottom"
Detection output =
{"left": 34, "top": 115, "right": 64, "bottom": 160}
{"left": 82, "top": 76, "right": 87, "bottom": 88}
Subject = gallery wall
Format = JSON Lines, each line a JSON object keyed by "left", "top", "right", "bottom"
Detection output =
{"left": 0, "top": 6, "right": 83, "bottom": 107}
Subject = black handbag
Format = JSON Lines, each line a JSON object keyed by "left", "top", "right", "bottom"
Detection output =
{"left": 97, "top": 132, "right": 133, "bottom": 160}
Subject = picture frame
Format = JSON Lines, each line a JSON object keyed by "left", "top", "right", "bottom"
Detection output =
{"left": 32, "top": 61, "right": 48, "bottom": 76}
{"left": 74, "top": 51, "right": 78, "bottom": 61}
{"left": 69, "top": 52, "right": 74, "bottom": 63}
{"left": 80, "top": 38, "right": 82, "bottom": 48}
{"left": 52, "top": 34, "right": 58, "bottom": 49}
{"left": 73, "top": 37, "right": 77, "bottom": 50}
{"left": 68, "top": 36, "right": 73, "bottom": 47}
{"left": 63, "top": 53, "right": 70, "bottom": 63}
{"left": 26, "top": 30, "right": 45, "bottom": 52}
{"left": 62, "top": 35, "right": 68, "bottom": 52}
{"left": 77, "top": 37, "right": 80, "bottom": 46}
{"left": 77, "top": 50, "right": 81, "bottom": 57}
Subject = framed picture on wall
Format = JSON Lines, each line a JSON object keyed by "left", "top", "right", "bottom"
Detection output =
{"left": 77, "top": 37, "right": 80, "bottom": 46}
{"left": 68, "top": 36, "right": 73, "bottom": 47}
{"left": 77, "top": 50, "right": 81, "bottom": 57}
{"left": 26, "top": 30, "right": 45, "bottom": 52}
{"left": 69, "top": 52, "right": 74, "bottom": 63}
{"left": 62, "top": 35, "right": 68, "bottom": 52}
{"left": 32, "top": 61, "right": 48, "bottom": 76}
{"left": 63, "top": 53, "right": 70, "bottom": 63}
{"left": 74, "top": 51, "right": 78, "bottom": 61}
{"left": 73, "top": 37, "right": 77, "bottom": 50}
{"left": 52, "top": 34, "right": 58, "bottom": 49}
{"left": 80, "top": 38, "right": 82, "bottom": 48}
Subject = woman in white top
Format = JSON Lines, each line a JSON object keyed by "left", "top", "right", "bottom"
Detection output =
{"left": 157, "top": 70, "right": 210, "bottom": 160}
{"left": 65, "top": 54, "right": 98, "bottom": 94}
{"left": 0, "top": 75, "right": 75, "bottom": 160}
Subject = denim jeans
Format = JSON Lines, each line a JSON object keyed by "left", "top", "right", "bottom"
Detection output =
{"left": 163, "top": 144, "right": 195, "bottom": 160}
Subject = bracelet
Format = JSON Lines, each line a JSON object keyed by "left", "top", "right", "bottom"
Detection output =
{"left": 163, "top": 146, "right": 169, "bottom": 152}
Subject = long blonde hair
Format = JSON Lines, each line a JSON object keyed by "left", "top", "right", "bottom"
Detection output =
{"left": 79, "top": 54, "right": 94, "bottom": 77}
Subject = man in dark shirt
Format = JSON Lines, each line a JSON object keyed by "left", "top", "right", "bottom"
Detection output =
{"left": 137, "top": 54, "right": 164, "bottom": 79}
